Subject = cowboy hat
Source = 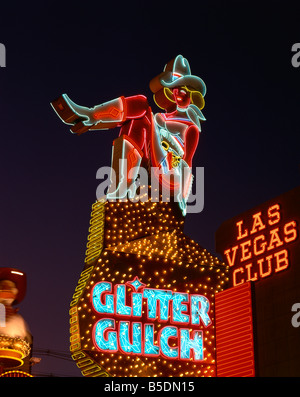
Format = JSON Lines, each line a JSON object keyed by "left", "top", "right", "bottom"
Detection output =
{"left": 150, "top": 55, "right": 206, "bottom": 96}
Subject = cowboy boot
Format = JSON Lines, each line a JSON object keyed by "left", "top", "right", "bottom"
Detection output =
{"left": 107, "top": 135, "right": 143, "bottom": 200}
{"left": 175, "top": 160, "right": 193, "bottom": 216}
{"left": 51, "top": 94, "right": 126, "bottom": 135}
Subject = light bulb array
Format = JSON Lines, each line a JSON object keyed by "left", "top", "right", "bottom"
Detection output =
{"left": 70, "top": 196, "right": 229, "bottom": 377}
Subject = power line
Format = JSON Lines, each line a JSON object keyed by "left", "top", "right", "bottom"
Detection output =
{"left": 30, "top": 347, "right": 81, "bottom": 377}
{"left": 30, "top": 370, "right": 76, "bottom": 377}
{"left": 32, "top": 348, "right": 73, "bottom": 362}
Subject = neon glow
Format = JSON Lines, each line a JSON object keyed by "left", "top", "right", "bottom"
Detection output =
{"left": 51, "top": 55, "right": 206, "bottom": 216}
{"left": 85, "top": 199, "right": 105, "bottom": 266}
{"left": 222, "top": 203, "right": 299, "bottom": 286}
{"left": 91, "top": 278, "right": 211, "bottom": 362}
{"left": 10, "top": 271, "right": 23, "bottom": 276}
{"left": 215, "top": 282, "right": 256, "bottom": 377}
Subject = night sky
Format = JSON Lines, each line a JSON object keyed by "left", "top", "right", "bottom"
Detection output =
{"left": 0, "top": 1, "right": 299, "bottom": 377}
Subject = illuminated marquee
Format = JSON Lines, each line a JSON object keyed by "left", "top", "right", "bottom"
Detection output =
{"left": 90, "top": 279, "right": 212, "bottom": 361}
{"left": 69, "top": 198, "right": 228, "bottom": 377}
{"left": 51, "top": 57, "right": 236, "bottom": 377}
{"left": 216, "top": 187, "right": 300, "bottom": 287}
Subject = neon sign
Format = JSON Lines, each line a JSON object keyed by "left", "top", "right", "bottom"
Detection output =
{"left": 51, "top": 55, "right": 206, "bottom": 215}
{"left": 85, "top": 199, "right": 105, "bottom": 266}
{"left": 90, "top": 278, "right": 212, "bottom": 362}
{"left": 218, "top": 202, "right": 299, "bottom": 286}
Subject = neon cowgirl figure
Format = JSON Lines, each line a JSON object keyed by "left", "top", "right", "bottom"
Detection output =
{"left": 51, "top": 55, "right": 206, "bottom": 215}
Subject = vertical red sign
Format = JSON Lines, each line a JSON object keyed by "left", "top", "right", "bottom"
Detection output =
{"left": 215, "top": 282, "right": 256, "bottom": 377}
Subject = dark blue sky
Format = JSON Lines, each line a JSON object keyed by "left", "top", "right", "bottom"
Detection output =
{"left": 0, "top": 1, "right": 299, "bottom": 376}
